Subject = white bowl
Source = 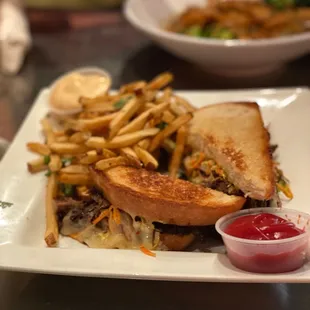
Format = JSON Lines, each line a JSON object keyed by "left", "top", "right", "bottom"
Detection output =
{"left": 124, "top": 0, "right": 310, "bottom": 76}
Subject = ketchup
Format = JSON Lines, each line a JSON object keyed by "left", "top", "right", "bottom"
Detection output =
{"left": 225, "top": 213, "right": 304, "bottom": 241}
{"left": 222, "top": 213, "right": 308, "bottom": 273}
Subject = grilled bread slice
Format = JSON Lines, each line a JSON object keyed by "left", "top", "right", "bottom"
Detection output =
{"left": 90, "top": 166, "right": 245, "bottom": 226}
{"left": 187, "top": 102, "right": 275, "bottom": 200}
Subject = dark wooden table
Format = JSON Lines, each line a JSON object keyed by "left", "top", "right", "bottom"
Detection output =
{"left": 1, "top": 11, "right": 310, "bottom": 310}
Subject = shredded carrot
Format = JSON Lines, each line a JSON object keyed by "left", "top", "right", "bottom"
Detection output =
{"left": 140, "top": 246, "right": 156, "bottom": 257}
{"left": 190, "top": 152, "right": 205, "bottom": 169}
{"left": 277, "top": 183, "right": 293, "bottom": 199}
{"left": 92, "top": 209, "right": 110, "bottom": 225}
{"left": 113, "top": 207, "right": 121, "bottom": 225}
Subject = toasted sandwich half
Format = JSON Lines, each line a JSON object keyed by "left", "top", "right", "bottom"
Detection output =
{"left": 186, "top": 101, "right": 291, "bottom": 206}
{"left": 88, "top": 166, "right": 245, "bottom": 251}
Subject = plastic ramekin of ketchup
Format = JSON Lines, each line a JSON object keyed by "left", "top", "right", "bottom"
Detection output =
{"left": 215, "top": 208, "right": 310, "bottom": 273}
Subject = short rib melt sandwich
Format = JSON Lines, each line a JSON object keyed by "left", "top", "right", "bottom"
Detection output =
{"left": 185, "top": 101, "right": 292, "bottom": 208}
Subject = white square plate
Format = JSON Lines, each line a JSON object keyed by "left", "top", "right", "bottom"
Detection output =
{"left": 0, "top": 87, "right": 309, "bottom": 283}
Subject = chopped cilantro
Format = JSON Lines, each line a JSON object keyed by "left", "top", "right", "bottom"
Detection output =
{"left": 44, "top": 155, "right": 51, "bottom": 165}
{"left": 60, "top": 183, "right": 75, "bottom": 197}
{"left": 156, "top": 122, "right": 168, "bottom": 130}
{"left": 45, "top": 170, "right": 52, "bottom": 177}
{"left": 61, "top": 157, "right": 72, "bottom": 167}
{"left": 0, "top": 201, "right": 13, "bottom": 209}
{"left": 114, "top": 96, "right": 132, "bottom": 110}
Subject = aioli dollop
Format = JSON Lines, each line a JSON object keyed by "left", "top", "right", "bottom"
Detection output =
{"left": 49, "top": 72, "right": 111, "bottom": 115}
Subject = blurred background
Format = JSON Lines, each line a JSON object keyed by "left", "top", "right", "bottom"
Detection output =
{"left": 0, "top": 0, "right": 308, "bottom": 149}
{"left": 26, "top": 0, "right": 123, "bottom": 9}
{"left": 0, "top": 0, "right": 308, "bottom": 143}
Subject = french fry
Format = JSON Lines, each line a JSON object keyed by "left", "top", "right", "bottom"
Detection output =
{"left": 169, "top": 126, "right": 187, "bottom": 179}
{"left": 149, "top": 101, "right": 170, "bottom": 117}
{"left": 149, "top": 113, "right": 192, "bottom": 152}
{"left": 120, "top": 147, "right": 139, "bottom": 159}
{"left": 103, "top": 128, "right": 160, "bottom": 149}
{"left": 55, "top": 136, "right": 70, "bottom": 143}
{"left": 79, "top": 111, "right": 100, "bottom": 119}
{"left": 79, "top": 94, "right": 109, "bottom": 106}
{"left": 44, "top": 173, "right": 58, "bottom": 247}
{"left": 85, "top": 137, "right": 106, "bottom": 149}
{"left": 134, "top": 145, "right": 158, "bottom": 170}
{"left": 120, "top": 80, "right": 147, "bottom": 94}
{"left": 83, "top": 101, "right": 116, "bottom": 113}
{"left": 109, "top": 96, "right": 141, "bottom": 138}
{"left": 101, "top": 148, "right": 118, "bottom": 158}
{"left": 147, "top": 72, "right": 174, "bottom": 90}
{"left": 61, "top": 164, "right": 89, "bottom": 174}
{"left": 147, "top": 115, "right": 162, "bottom": 128}
{"left": 117, "top": 111, "right": 152, "bottom": 136}
{"left": 174, "top": 95, "right": 196, "bottom": 112}
{"left": 95, "top": 156, "right": 128, "bottom": 171}
{"left": 143, "top": 90, "right": 157, "bottom": 102}
{"left": 162, "top": 110, "right": 176, "bottom": 124}
{"left": 145, "top": 103, "right": 157, "bottom": 110}
{"left": 50, "top": 142, "right": 88, "bottom": 154}
{"left": 54, "top": 130, "right": 66, "bottom": 137}
{"left": 27, "top": 142, "right": 51, "bottom": 156}
{"left": 76, "top": 185, "right": 91, "bottom": 199}
{"left": 120, "top": 147, "right": 142, "bottom": 167}
{"left": 63, "top": 118, "right": 80, "bottom": 131}
{"left": 118, "top": 102, "right": 169, "bottom": 136}
{"left": 138, "top": 138, "right": 151, "bottom": 149}
{"left": 156, "top": 87, "right": 172, "bottom": 104}
{"left": 79, "top": 154, "right": 102, "bottom": 165}
{"left": 111, "top": 94, "right": 133, "bottom": 107}
{"left": 87, "top": 150, "right": 97, "bottom": 156}
{"left": 77, "top": 112, "right": 117, "bottom": 131}
{"left": 170, "top": 100, "right": 187, "bottom": 116}
{"left": 59, "top": 173, "right": 92, "bottom": 185}
{"left": 41, "top": 118, "right": 56, "bottom": 145}
{"left": 69, "top": 132, "right": 91, "bottom": 144}
{"left": 27, "top": 157, "right": 47, "bottom": 173}
{"left": 49, "top": 154, "right": 62, "bottom": 172}
{"left": 79, "top": 149, "right": 117, "bottom": 164}
{"left": 162, "top": 138, "right": 176, "bottom": 153}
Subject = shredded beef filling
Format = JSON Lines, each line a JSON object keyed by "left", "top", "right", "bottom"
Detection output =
{"left": 57, "top": 188, "right": 111, "bottom": 236}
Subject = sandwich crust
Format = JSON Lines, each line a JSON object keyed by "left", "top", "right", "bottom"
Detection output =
{"left": 187, "top": 102, "right": 275, "bottom": 200}
{"left": 90, "top": 166, "right": 245, "bottom": 226}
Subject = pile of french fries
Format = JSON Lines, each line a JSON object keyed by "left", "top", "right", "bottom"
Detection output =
{"left": 26, "top": 72, "right": 196, "bottom": 246}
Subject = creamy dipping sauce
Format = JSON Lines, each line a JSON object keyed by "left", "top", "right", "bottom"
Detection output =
{"left": 49, "top": 72, "right": 111, "bottom": 115}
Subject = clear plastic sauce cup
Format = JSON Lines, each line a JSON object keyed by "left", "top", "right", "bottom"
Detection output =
{"left": 215, "top": 208, "right": 310, "bottom": 273}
